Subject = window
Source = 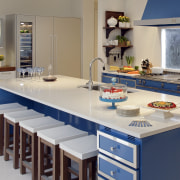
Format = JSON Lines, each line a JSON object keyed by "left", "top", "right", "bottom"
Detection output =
{"left": 161, "top": 28, "right": 180, "bottom": 71}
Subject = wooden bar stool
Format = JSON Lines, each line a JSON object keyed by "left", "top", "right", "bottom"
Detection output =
{"left": 60, "top": 135, "right": 98, "bottom": 180}
{"left": 4, "top": 109, "right": 44, "bottom": 169}
{"left": 0, "top": 103, "right": 27, "bottom": 156}
{"left": 37, "top": 125, "right": 88, "bottom": 180}
{"left": 19, "top": 116, "right": 64, "bottom": 180}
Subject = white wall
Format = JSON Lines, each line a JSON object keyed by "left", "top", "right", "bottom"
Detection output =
{"left": 125, "top": 0, "right": 161, "bottom": 67}
{"left": 97, "top": 0, "right": 162, "bottom": 81}
{"left": 0, "top": 0, "right": 81, "bottom": 17}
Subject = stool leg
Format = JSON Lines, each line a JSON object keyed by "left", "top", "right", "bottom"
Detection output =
{"left": 52, "top": 145, "right": 59, "bottom": 180}
{"left": 0, "top": 114, "right": 4, "bottom": 156}
{"left": 38, "top": 137, "right": 44, "bottom": 180}
{"left": 4, "top": 118, "right": 9, "bottom": 161}
{"left": 32, "top": 133, "right": 38, "bottom": 180}
{"left": 20, "top": 127, "right": 26, "bottom": 174}
{"left": 89, "top": 159, "right": 97, "bottom": 180}
{"left": 13, "top": 123, "right": 19, "bottom": 169}
{"left": 79, "top": 159, "right": 88, "bottom": 180}
{"left": 60, "top": 149, "right": 71, "bottom": 180}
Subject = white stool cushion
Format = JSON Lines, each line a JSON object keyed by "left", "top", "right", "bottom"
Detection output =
{"left": 4, "top": 109, "right": 44, "bottom": 123}
{"left": 37, "top": 125, "right": 88, "bottom": 145}
{"left": 60, "top": 135, "right": 98, "bottom": 160}
{"left": 0, "top": 103, "right": 27, "bottom": 114}
{"left": 19, "top": 116, "right": 64, "bottom": 133}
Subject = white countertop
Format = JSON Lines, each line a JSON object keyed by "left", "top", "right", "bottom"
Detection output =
{"left": 0, "top": 76, "right": 180, "bottom": 138}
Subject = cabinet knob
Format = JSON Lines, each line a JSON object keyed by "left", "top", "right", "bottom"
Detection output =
{"left": 143, "top": 80, "right": 146, "bottom": 85}
{"left": 110, "top": 146, "right": 117, "bottom": 151}
{"left": 138, "top": 80, "right": 142, "bottom": 84}
{"left": 110, "top": 170, "right": 116, "bottom": 176}
{"left": 161, "top": 83, "right": 164, "bottom": 88}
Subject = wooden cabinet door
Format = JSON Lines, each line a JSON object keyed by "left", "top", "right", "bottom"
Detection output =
{"left": 53, "top": 17, "right": 81, "bottom": 78}
{"left": 36, "top": 16, "right": 54, "bottom": 76}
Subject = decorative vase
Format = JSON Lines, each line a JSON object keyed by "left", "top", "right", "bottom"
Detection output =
{"left": 107, "top": 16, "right": 118, "bottom": 27}
{"left": 119, "top": 22, "right": 126, "bottom": 28}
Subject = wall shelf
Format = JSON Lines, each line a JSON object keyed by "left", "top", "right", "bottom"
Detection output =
{"left": 103, "top": 45, "right": 133, "bottom": 58}
{"left": 103, "top": 11, "right": 133, "bottom": 59}
{"left": 103, "top": 27, "right": 133, "bottom": 39}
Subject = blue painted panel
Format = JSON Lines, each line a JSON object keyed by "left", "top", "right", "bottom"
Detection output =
{"left": 99, "top": 135, "right": 134, "bottom": 163}
{"left": 99, "top": 157, "right": 134, "bottom": 180}
{"left": 59, "top": 111, "right": 99, "bottom": 135}
{"left": 120, "top": 79, "right": 136, "bottom": 88}
{"left": 142, "top": 0, "right": 180, "bottom": 20}
{"left": 140, "top": 128, "right": 180, "bottom": 180}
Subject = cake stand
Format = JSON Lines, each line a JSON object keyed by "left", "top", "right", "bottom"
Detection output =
{"left": 143, "top": 104, "right": 180, "bottom": 121}
{"left": 99, "top": 77, "right": 128, "bottom": 109}
{"left": 99, "top": 96, "right": 128, "bottom": 109}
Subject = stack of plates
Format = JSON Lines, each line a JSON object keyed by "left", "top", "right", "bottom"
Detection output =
{"left": 116, "top": 105, "right": 140, "bottom": 117}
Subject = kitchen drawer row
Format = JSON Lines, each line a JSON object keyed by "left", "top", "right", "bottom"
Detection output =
{"left": 97, "top": 125, "right": 180, "bottom": 180}
{"left": 102, "top": 73, "right": 180, "bottom": 96}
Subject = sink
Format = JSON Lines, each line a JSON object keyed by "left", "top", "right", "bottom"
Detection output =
{"left": 78, "top": 84, "right": 102, "bottom": 91}
{"left": 78, "top": 84, "right": 138, "bottom": 93}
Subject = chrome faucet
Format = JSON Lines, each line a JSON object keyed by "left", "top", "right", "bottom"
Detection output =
{"left": 87, "top": 57, "right": 106, "bottom": 90}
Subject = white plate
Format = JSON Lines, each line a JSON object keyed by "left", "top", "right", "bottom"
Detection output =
{"left": 117, "top": 105, "right": 140, "bottom": 117}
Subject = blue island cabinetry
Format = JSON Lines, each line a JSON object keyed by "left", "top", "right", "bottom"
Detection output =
{"left": 97, "top": 126, "right": 180, "bottom": 180}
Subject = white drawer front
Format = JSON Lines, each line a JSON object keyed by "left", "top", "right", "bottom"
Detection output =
{"left": 97, "top": 131, "right": 139, "bottom": 169}
{"left": 98, "top": 154, "right": 139, "bottom": 180}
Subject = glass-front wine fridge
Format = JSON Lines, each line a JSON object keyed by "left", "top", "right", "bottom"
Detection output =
{"left": 6, "top": 14, "right": 36, "bottom": 76}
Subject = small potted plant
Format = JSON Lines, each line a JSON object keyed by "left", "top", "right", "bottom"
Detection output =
{"left": 0, "top": 55, "right": 4, "bottom": 67}
{"left": 116, "top": 35, "right": 128, "bottom": 46}
{"left": 125, "top": 56, "right": 134, "bottom": 66}
{"left": 124, "top": 16, "right": 131, "bottom": 28}
{"left": 118, "top": 16, "right": 126, "bottom": 28}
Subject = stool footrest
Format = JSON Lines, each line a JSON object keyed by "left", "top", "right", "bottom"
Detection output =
{"left": 68, "top": 166, "right": 79, "bottom": 177}
{"left": 22, "top": 160, "right": 32, "bottom": 170}
{"left": 6, "top": 148, "right": 13, "bottom": 156}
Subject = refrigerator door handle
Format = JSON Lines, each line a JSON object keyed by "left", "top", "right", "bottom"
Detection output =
{"left": 53, "top": 34, "right": 57, "bottom": 75}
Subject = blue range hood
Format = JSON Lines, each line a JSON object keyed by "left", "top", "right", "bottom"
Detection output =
{"left": 134, "top": 0, "right": 180, "bottom": 26}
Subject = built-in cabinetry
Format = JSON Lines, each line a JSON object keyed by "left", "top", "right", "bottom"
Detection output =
{"left": 97, "top": 125, "right": 180, "bottom": 180}
{"left": 6, "top": 15, "right": 81, "bottom": 78}
{"left": 36, "top": 16, "right": 81, "bottom": 77}
{"left": 102, "top": 72, "right": 136, "bottom": 88}
{"left": 102, "top": 72, "right": 180, "bottom": 96}
{"left": 136, "top": 78, "right": 180, "bottom": 96}
{"left": 103, "top": 11, "right": 133, "bottom": 59}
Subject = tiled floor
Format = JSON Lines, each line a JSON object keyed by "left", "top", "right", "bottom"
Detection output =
{"left": 0, "top": 156, "right": 31, "bottom": 180}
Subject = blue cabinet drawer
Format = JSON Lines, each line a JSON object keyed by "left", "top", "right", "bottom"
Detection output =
{"left": 120, "top": 78, "right": 136, "bottom": 88}
{"left": 97, "top": 131, "right": 139, "bottom": 169}
{"left": 102, "top": 75, "right": 119, "bottom": 83}
{"left": 98, "top": 154, "right": 139, "bottom": 180}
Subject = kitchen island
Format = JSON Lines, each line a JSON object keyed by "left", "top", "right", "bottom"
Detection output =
{"left": 0, "top": 76, "right": 180, "bottom": 180}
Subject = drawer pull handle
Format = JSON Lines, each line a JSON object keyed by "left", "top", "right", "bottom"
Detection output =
{"left": 110, "top": 146, "right": 117, "bottom": 151}
{"left": 110, "top": 170, "right": 116, "bottom": 176}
